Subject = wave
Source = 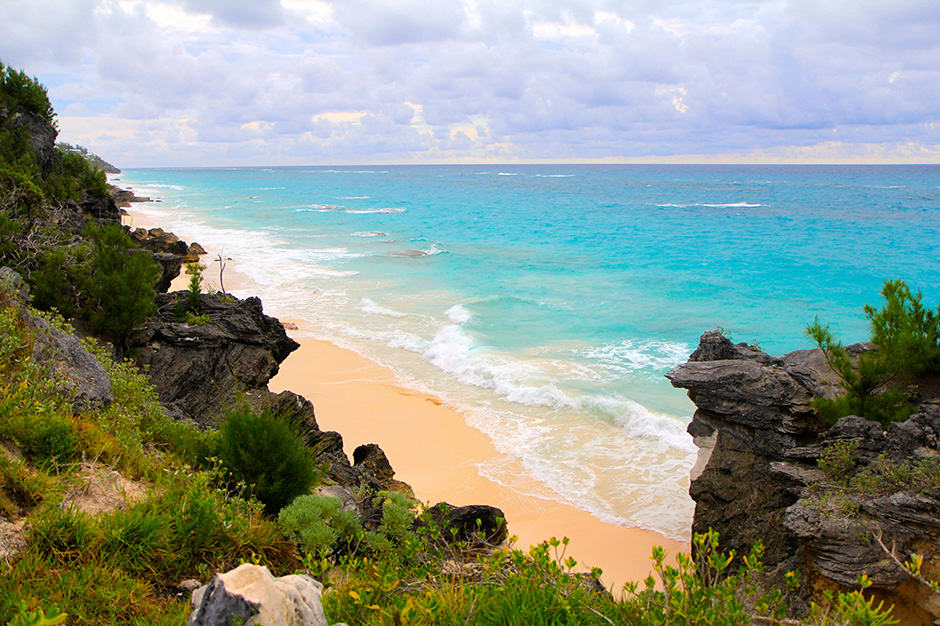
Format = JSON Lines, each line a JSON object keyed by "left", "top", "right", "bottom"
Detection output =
{"left": 419, "top": 320, "right": 693, "bottom": 453}
{"left": 497, "top": 172, "right": 521, "bottom": 176}
{"left": 351, "top": 231, "right": 387, "bottom": 237}
{"left": 581, "top": 339, "right": 692, "bottom": 374}
{"left": 139, "top": 183, "right": 185, "bottom": 190}
{"left": 534, "top": 174, "right": 575, "bottom": 178}
{"left": 360, "top": 297, "right": 407, "bottom": 318}
{"left": 446, "top": 304, "right": 472, "bottom": 324}
{"left": 306, "top": 267, "right": 359, "bottom": 277}
{"left": 323, "top": 169, "right": 389, "bottom": 174}
{"left": 345, "top": 208, "right": 406, "bottom": 214}
{"left": 342, "top": 195, "right": 371, "bottom": 200}
{"left": 655, "top": 201, "right": 763, "bottom": 208}
{"left": 700, "top": 202, "right": 763, "bottom": 208}
{"left": 391, "top": 243, "right": 446, "bottom": 257}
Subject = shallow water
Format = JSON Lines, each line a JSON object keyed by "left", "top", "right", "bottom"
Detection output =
{"left": 118, "top": 164, "right": 940, "bottom": 540}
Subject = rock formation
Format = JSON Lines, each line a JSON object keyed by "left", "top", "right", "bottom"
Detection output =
{"left": 668, "top": 330, "right": 940, "bottom": 622}
{"left": 188, "top": 564, "right": 328, "bottom": 626}
{"left": 129, "top": 291, "right": 299, "bottom": 427}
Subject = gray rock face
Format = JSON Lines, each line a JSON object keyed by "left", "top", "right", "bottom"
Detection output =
{"left": 28, "top": 315, "right": 114, "bottom": 411}
{"left": 0, "top": 104, "right": 56, "bottom": 170}
{"left": 189, "top": 564, "right": 327, "bottom": 626}
{"left": 128, "top": 292, "right": 299, "bottom": 427}
{"left": 668, "top": 331, "right": 940, "bottom": 621}
{"left": 0, "top": 267, "right": 112, "bottom": 411}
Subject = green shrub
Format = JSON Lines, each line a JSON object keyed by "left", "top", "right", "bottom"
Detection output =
{"left": 17, "top": 415, "right": 78, "bottom": 468}
{"left": 806, "top": 279, "right": 939, "bottom": 428}
{"left": 278, "top": 494, "right": 363, "bottom": 557}
{"left": 184, "top": 262, "right": 204, "bottom": 312}
{"left": 216, "top": 407, "right": 318, "bottom": 513}
{"left": 866, "top": 280, "right": 940, "bottom": 379}
{"left": 817, "top": 440, "right": 859, "bottom": 481}
{"left": 82, "top": 222, "right": 160, "bottom": 347}
{"left": 0, "top": 61, "right": 56, "bottom": 124}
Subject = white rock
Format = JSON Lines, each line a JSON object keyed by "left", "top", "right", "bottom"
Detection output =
{"left": 189, "top": 563, "right": 328, "bottom": 626}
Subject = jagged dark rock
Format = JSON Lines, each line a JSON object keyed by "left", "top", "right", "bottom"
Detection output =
{"left": 109, "top": 185, "right": 149, "bottom": 206}
{"left": 128, "top": 292, "right": 299, "bottom": 427}
{"left": 79, "top": 194, "right": 121, "bottom": 223}
{"left": 126, "top": 226, "right": 205, "bottom": 288}
{"left": 354, "top": 443, "right": 414, "bottom": 498}
{"left": 151, "top": 252, "right": 184, "bottom": 293}
{"left": 422, "top": 503, "right": 509, "bottom": 545}
{"left": 668, "top": 331, "right": 940, "bottom": 622}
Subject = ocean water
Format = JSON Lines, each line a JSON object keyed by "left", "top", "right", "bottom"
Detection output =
{"left": 116, "top": 164, "right": 940, "bottom": 540}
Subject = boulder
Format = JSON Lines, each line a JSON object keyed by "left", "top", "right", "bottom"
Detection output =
{"left": 353, "top": 443, "right": 414, "bottom": 497}
{"left": 422, "top": 503, "right": 508, "bottom": 545}
{"left": 79, "top": 194, "right": 121, "bottom": 223}
{"left": 151, "top": 252, "right": 184, "bottom": 293}
{"left": 189, "top": 564, "right": 327, "bottom": 626}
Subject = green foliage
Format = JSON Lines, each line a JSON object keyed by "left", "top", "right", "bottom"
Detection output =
{"left": 6, "top": 604, "right": 67, "bottom": 626}
{"left": 216, "top": 407, "right": 318, "bottom": 513}
{"left": 817, "top": 440, "right": 859, "bottom": 481}
{"left": 850, "top": 454, "right": 940, "bottom": 497}
{"left": 82, "top": 222, "right": 159, "bottom": 346}
{"left": 278, "top": 494, "right": 364, "bottom": 557}
{"left": 805, "top": 279, "right": 940, "bottom": 428}
{"left": 0, "top": 62, "right": 56, "bottom": 124}
{"left": 865, "top": 280, "right": 940, "bottom": 379}
{"left": 28, "top": 506, "right": 92, "bottom": 561}
{"left": 184, "top": 262, "right": 205, "bottom": 312}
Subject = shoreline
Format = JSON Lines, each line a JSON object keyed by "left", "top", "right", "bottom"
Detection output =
{"left": 269, "top": 335, "right": 688, "bottom": 592}
{"left": 121, "top": 195, "right": 690, "bottom": 593}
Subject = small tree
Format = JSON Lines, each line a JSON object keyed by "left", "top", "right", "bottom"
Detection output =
{"left": 82, "top": 222, "right": 160, "bottom": 349}
{"left": 184, "top": 262, "right": 205, "bottom": 312}
{"left": 807, "top": 280, "right": 939, "bottom": 428}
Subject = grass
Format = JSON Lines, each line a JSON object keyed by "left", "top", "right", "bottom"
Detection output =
{"left": 0, "top": 283, "right": 908, "bottom": 625}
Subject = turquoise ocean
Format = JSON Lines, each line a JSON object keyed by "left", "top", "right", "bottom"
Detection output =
{"left": 117, "top": 164, "right": 940, "bottom": 540}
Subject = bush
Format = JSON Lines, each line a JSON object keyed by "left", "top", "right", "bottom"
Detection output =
{"left": 216, "top": 407, "right": 318, "bottom": 513}
{"left": 278, "top": 494, "right": 363, "bottom": 557}
{"left": 0, "top": 61, "right": 56, "bottom": 124}
{"left": 82, "top": 222, "right": 160, "bottom": 346}
{"left": 806, "top": 279, "right": 938, "bottom": 428}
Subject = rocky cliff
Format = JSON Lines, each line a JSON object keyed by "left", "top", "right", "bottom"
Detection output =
{"left": 668, "top": 331, "right": 940, "bottom": 622}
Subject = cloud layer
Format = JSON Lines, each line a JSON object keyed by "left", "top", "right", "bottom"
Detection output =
{"left": 2, "top": 0, "right": 938, "bottom": 165}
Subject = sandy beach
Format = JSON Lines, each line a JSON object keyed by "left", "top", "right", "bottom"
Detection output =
{"left": 123, "top": 203, "right": 690, "bottom": 593}
{"left": 270, "top": 335, "right": 688, "bottom": 592}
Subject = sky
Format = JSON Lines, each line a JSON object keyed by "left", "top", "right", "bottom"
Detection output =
{"left": 1, "top": 0, "right": 939, "bottom": 166}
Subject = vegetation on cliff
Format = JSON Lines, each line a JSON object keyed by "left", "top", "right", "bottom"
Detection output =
{"left": 808, "top": 279, "right": 940, "bottom": 427}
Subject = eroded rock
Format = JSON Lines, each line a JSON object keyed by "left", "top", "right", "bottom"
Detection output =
{"left": 668, "top": 330, "right": 940, "bottom": 621}
{"left": 129, "top": 292, "right": 299, "bottom": 427}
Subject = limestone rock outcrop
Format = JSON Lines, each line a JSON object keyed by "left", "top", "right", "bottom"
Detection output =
{"left": 188, "top": 564, "right": 328, "bottom": 626}
{"left": 129, "top": 292, "right": 299, "bottom": 427}
{"left": 668, "top": 330, "right": 940, "bottom": 622}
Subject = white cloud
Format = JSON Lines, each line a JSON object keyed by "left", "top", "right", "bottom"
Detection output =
{"left": 1, "top": 0, "right": 938, "bottom": 165}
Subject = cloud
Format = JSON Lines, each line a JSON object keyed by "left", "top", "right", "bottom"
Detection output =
{"left": 183, "top": 0, "right": 285, "bottom": 29}
{"left": 1, "top": 0, "right": 937, "bottom": 165}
